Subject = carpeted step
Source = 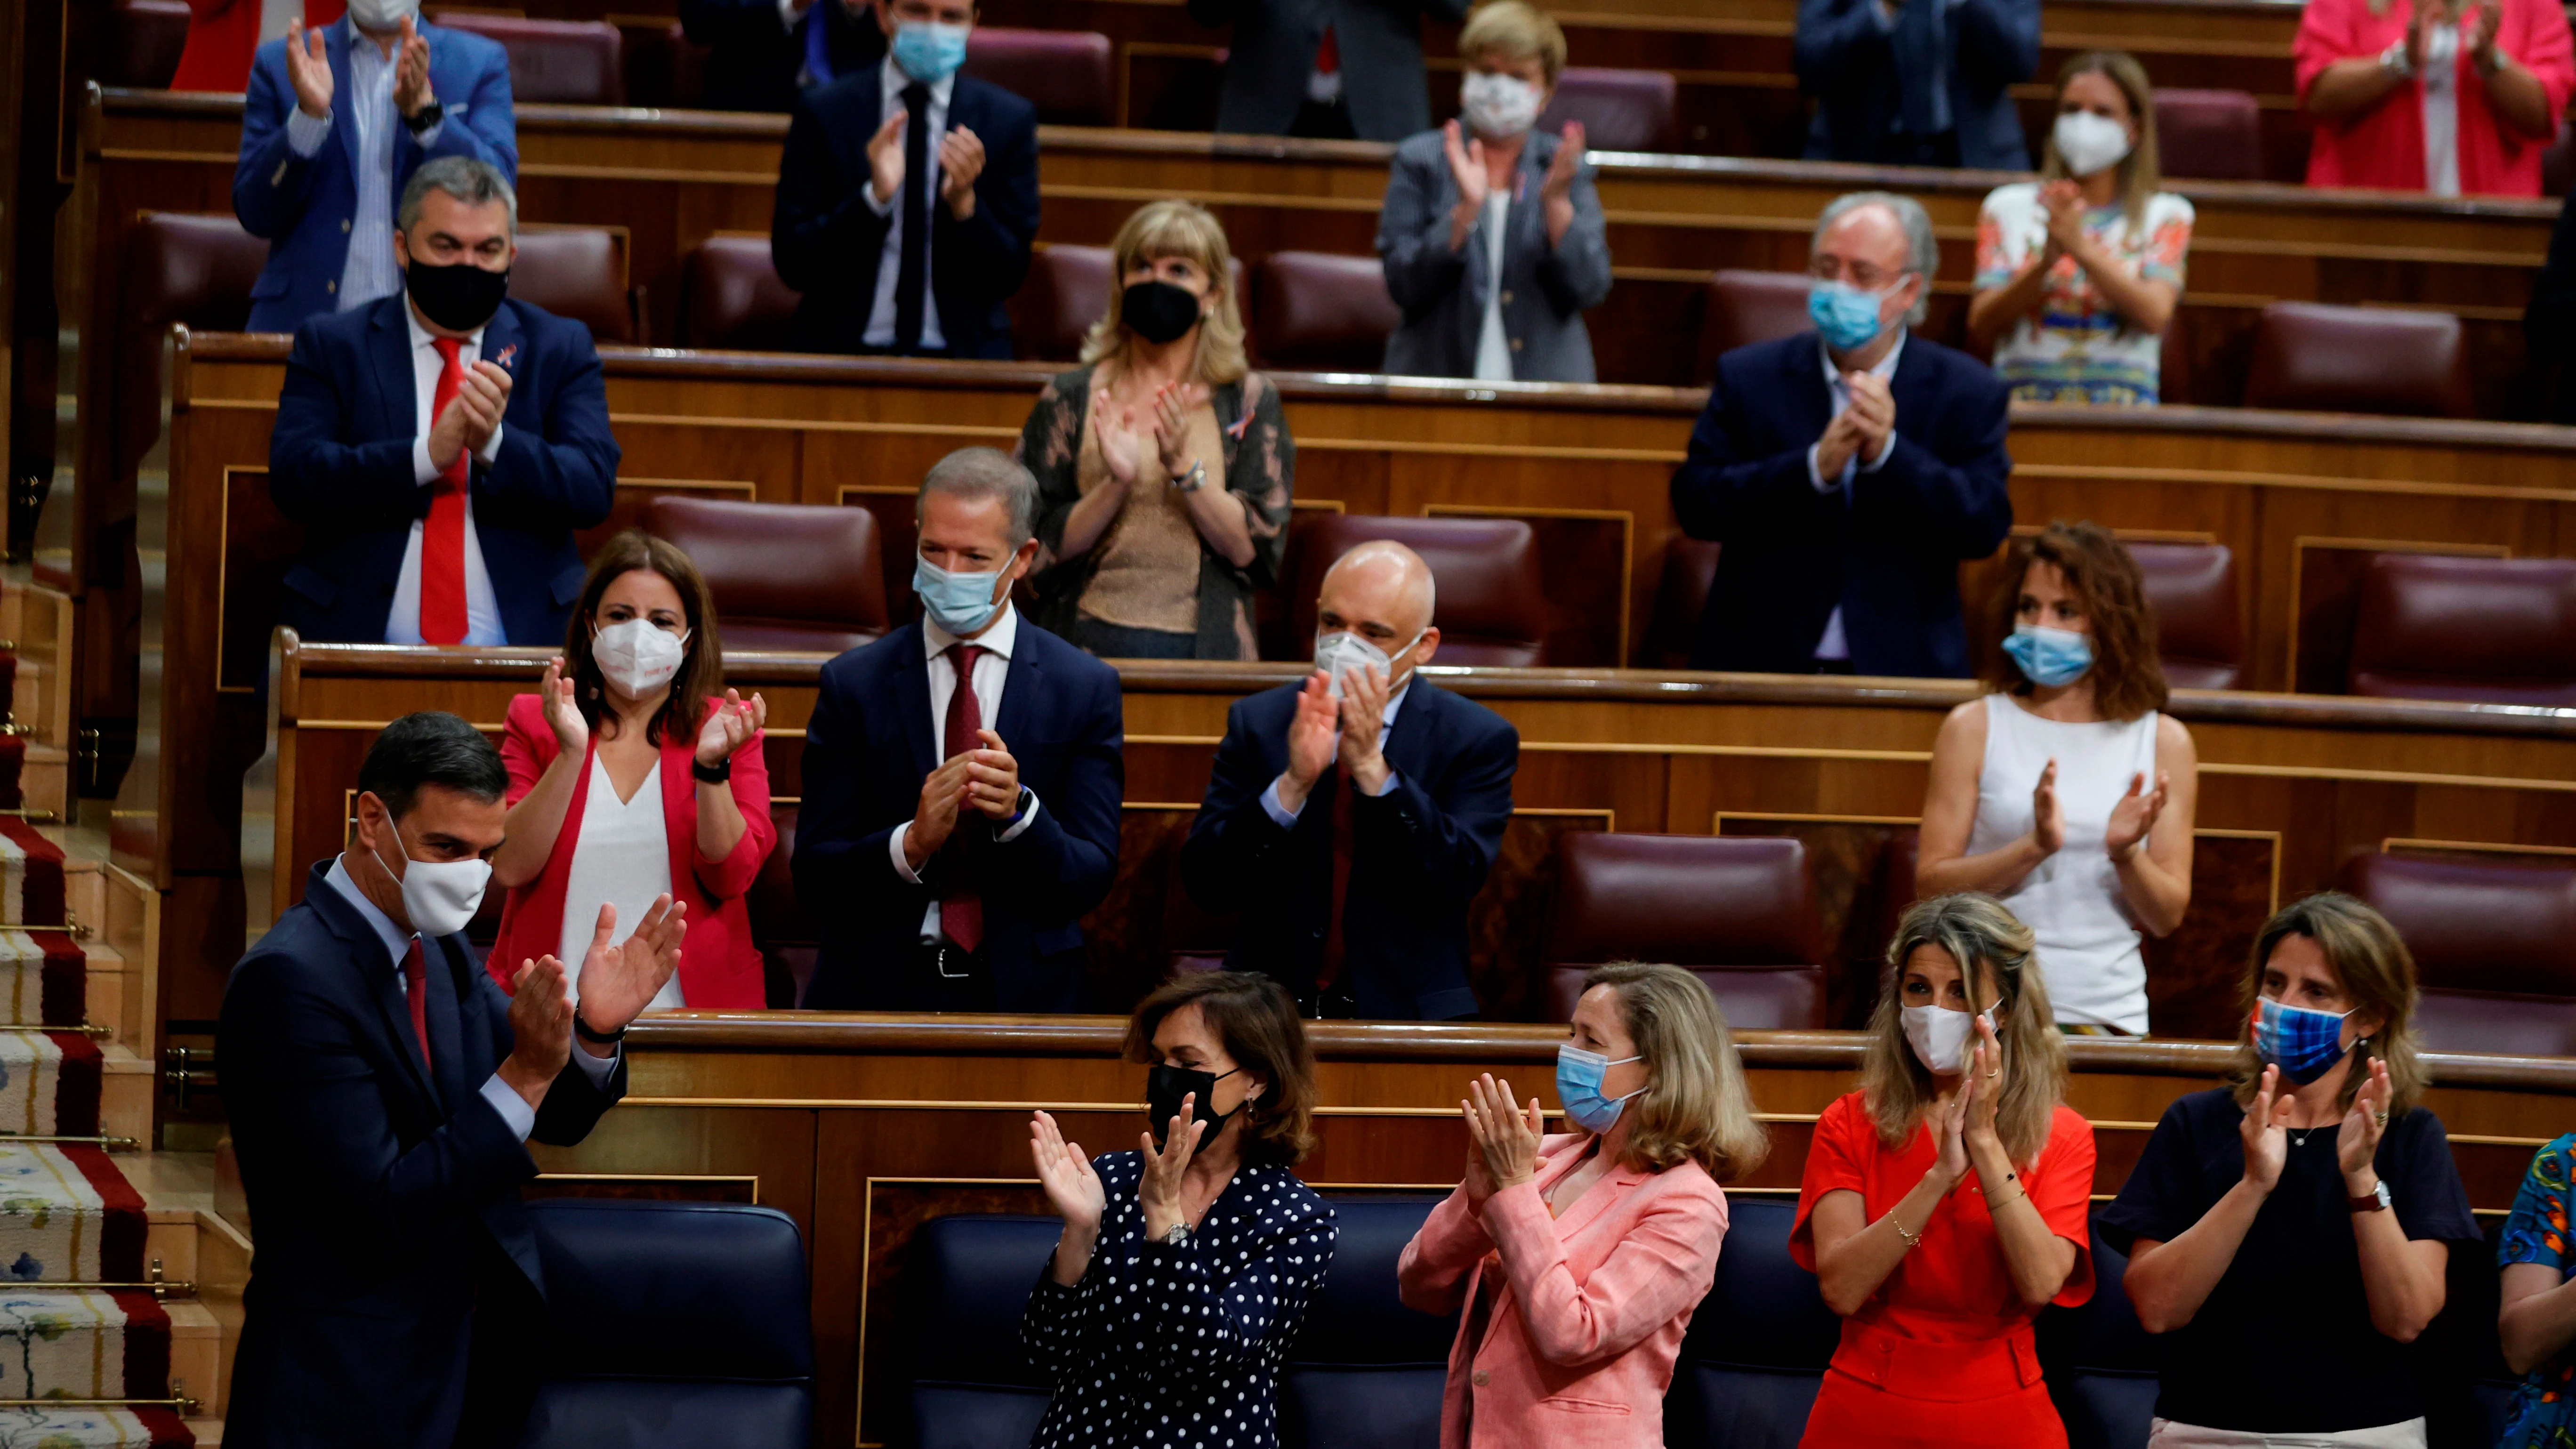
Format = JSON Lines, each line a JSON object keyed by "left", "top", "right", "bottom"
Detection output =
{"left": 0, "top": 932, "right": 89, "bottom": 1032}
{"left": 0, "top": 1033, "right": 102, "bottom": 1140}
{"left": 0, "top": 1405, "right": 192, "bottom": 1447}
{"left": 0, "top": 1144, "right": 147, "bottom": 1285}
{"left": 0, "top": 1287, "right": 175, "bottom": 1406}
{"left": 0, "top": 821, "right": 64, "bottom": 929}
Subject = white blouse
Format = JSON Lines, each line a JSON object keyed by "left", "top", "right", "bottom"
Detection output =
{"left": 558, "top": 752, "right": 684, "bottom": 1010}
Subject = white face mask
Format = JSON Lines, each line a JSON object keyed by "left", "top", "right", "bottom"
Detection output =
{"left": 1313, "top": 628, "right": 1424, "bottom": 700}
{"left": 1460, "top": 71, "right": 1543, "bottom": 142}
{"left": 1902, "top": 1001, "right": 2000, "bottom": 1076}
{"left": 346, "top": 0, "right": 422, "bottom": 31}
{"left": 2052, "top": 110, "right": 2133, "bottom": 179}
{"left": 593, "top": 618, "right": 689, "bottom": 699}
{"left": 372, "top": 820, "right": 491, "bottom": 938}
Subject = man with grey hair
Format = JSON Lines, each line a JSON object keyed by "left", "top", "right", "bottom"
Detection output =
{"left": 268, "top": 154, "right": 619, "bottom": 648}
{"left": 1669, "top": 190, "right": 2012, "bottom": 678}
{"left": 795, "top": 447, "right": 1125, "bottom": 1011}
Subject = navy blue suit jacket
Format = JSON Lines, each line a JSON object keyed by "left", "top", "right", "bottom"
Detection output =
{"left": 793, "top": 617, "right": 1124, "bottom": 1011}
{"left": 677, "top": 0, "right": 884, "bottom": 112}
{"left": 1671, "top": 330, "right": 2014, "bottom": 678}
{"left": 267, "top": 294, "right": 619, "bottom": 646}
{"left": 770, "top": 68, "right": 1039, "bottom": 359}
{"left": 1793, "top": 0, "right": 2039, "bottom": 169}
{"left": 1180, "top": 677, "right": 1516, "bottom": 1021}
{"left": 234, "top": 19, "right": 518, "bottom": 334}
{"left": 218, "top": 862, "right": 624, "bottom": 1449}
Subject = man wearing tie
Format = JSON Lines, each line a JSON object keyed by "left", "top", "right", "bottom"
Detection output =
{"left": 769, "top": 0, "right": 1040, "bottom": 358}
{"left": 1181, "top": 540, "right": 1518, "bottom": 1021}
{"left": 267, "top": 156, "right": 620, "bottom": 648}
{"left": 793, "top": 448, "right": 1124, "bottom": 1011}
{"left": 218, "top": 711, "right": 685, "bottom": 1447}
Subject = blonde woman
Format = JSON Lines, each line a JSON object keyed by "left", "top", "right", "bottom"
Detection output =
{"left": 1015, "top": 200, "right": 1295, "bottom": 660}
{"left": 1792, "top": 894, "right": 2096, "bottom": 1448}
{"left": 1968, "top": 52, "right": 2193, "bottom": 404}
{"left": 1396, "top": 961, "right": 1767, "bottom": 1448}
{"left": 2103, "top": 894, "right": 2481, "bottom": 1448}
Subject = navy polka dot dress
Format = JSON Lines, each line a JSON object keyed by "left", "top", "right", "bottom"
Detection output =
{"left": 1020, "top": 1150, "right": 1337, "bottom": 1449}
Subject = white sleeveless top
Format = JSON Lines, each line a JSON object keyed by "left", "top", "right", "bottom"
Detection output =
{"left": 558, "top": 752, "right": 684, "bottom": 1011}
{"left": 1964, "top": 693, "right": 2159, "bottom": 1034}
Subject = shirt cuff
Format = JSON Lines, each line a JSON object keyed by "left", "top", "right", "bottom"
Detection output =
{"left": 779, "top": 0, "right": 803, "bottom": 23}
{"left": 1261, "top": 777, "right": 1303, "bottom": 829}
{"left": 996, "top": 790, "right": 1040, "bottom": 844}
{"left": 1870, "top": 0, "right": 1899, "bottom": 31}
{"left": 1806, "top": 443, "right": 1838, "bottom": 493}
{"left": 1859, "top": 431, "right": 1895, "bottom": 472}
{"left": 572, "top": 1041, "right": 621, "bottom": 1088}
{"left": 410, "top": 118, "right": 443, "bottom": 148}
{"left": 475, "top": 421, "right": 504, "bottom": 467}
{"left": 412, "top": 437, "right": 441, "bottom": 487}
{"left": 286, "top": 106, "right": 331, "bottom": 157}
{"left": 1370, "top": 768, "right": 1401, "bottom": 797}
{"left": 890, "top": 821, "right": 923, "bottom": 884}
{"left": 864, "top": 178, "right": 897, "bottom": 217}
{"left": 479, "top": 1071, "right": 537, "bottom": 1142}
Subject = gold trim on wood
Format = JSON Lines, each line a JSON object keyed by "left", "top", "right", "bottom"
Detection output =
{"left": 1716, "top": 810, "right": 1920, "bottom": 831}
{"left": 533, "top": 1171, "right": 760, "bottom": 1203}
{"left": 2383, "top": 837, "right": 2576, "bottom": 858}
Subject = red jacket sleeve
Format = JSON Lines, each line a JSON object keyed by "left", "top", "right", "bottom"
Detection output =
{"left": 2515, "top": 0, "right": 2576, "bottom": 126}
{"left": 2294, "top": 0, "right": 2362, "bottom": 98}
{"left": 500, "top": 693, "right": 558, "bottom": 807}
{"left": 2035, "top": 1105, "right": 2101, "bottom": 1308}
{"left": 691, "top": 717, "right": 775, "bottom": 902}
{"left": 1790, "top": 1092, "right": 1871, "bottom": 1273}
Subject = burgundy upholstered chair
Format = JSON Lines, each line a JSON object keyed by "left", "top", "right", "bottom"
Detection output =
{"left": 117, "top": 213, "right": 266, "bottom": 494}
{"left": 1253, "top": 252, "right": 1404, "bottom": 373}
{"left": 677, "top": 236, "right": 800, "bottom": 351}
{"left": 2129, "top": 541, "right": 2245, "bottom": 691}
{"left": 963, "top": 28, "right": 1115, "bottom": 126}
{"left": 2152, "top": 89, "right": 2263, "bottom": 182}
{"left": 1537, "top": 67, "right": 1680, "bottom": 153}
{"left": 109, "top": 0, "right": 190, "bottom": 88}
{"left": 1641, "top": 538, "right": 1722, "bottom": 670}
{"left": 2341, "top": 851, "right": 2576, "bottom": 1057}
{"left": 1010, "top": 245, "right": 1249, "bottom": 363}
{"left": 2345, "top": 554, "right": 2576, "bottom": 706}
{"left": 511, "top": 228, "right": 637, "bottom": 345}
{"left": 746, "top": 803, "right": 816, "bottom": 1006}
{"left": 432, "top": 15, "right": 625, "bottom": 105}
{"left": 644, "top": 497, "right": 888, "bottom": 654}
{"left": 1286, "top": 514, "right": 1550, "bottom": 667}
{"left": 2242, "top": 301, "right": 2473, "bottom": 419}
{"left": 1694, "top": 269, "right": 1813, "bottom": 386}
{"left": 1539, "top": 833, "right": 1829, "bottom": 1027}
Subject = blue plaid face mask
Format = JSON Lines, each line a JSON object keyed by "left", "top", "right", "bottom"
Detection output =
{"left": 2251, "top": 997, "right": 2352, "bottom": 1085}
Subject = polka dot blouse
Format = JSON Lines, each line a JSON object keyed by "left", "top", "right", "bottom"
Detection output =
{"left": 1021, "top": 1150, "right": 1338, "bottom": 1449}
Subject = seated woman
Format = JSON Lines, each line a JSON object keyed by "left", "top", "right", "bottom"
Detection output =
{"left": 2499, "top": 1132, "right": 2576, "bottom": 1448}
{"left": 1022, "top": 971, "right": 1336, "bottom": 1449}
{"left": 1018, "top": 199, "right": 1294, "bottom": 661}
{"left": 1794, "top": 894, "right": 2096, "bottom": 1448}
{"left": 2104, "top": 893, "right": 2483, "bottom": 1449}
{"left": 1970, "top": 53, "right": 2193, "bottom": 405}
{"left": 489, "top": 531, "right": 774, "bottom": 1009}
{"left": 1916, "top": 521, "right": 2198, "bottom": 1036}
{"left": 2296, "top": 0, "right": 2572, "bottom": 196}
{"left": 1376, "top": 0, "right": 1612, "bottom": 383}
{"left": 1397, "top": 961, "right": 1767, "bottom": 1447}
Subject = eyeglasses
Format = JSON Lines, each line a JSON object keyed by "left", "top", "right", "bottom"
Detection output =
{"left": 1809, "top": 257, "right": 1908, "bottom": 291}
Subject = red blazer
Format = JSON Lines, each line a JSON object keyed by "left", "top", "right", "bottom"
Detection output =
{"left": 2296, "top": 0, "right": 2575, "bottom": 196}
{"left": 489, "top": 693, "right": 776, "bottom": 1009}
{"left": 172, "top": 0, "right": 345, "bottom": 93}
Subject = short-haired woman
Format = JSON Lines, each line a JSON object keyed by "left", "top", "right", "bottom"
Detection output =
{"left": 1794, "top": 895, "right": 2096, "bottom": 1448}
{"left": 1017, "top": 200, "right": 1295, "bottom": 660}
{"left": 1023, "top": 972, "right": 1336, "bottom": 1449}
{"left": 2104, "top": 894, "right": 2482, "bottom": 1448}
{"left": 1397, "top": 961, "right": 1767, "bottom": 1447}
{"left": 1969, "top": 52, "right": 2194, "bottom": 405}
{"left": 1916, "top": 522, "right": 2198, "bottom": 1036}
{"left": 488, "top": 531, "right": 774, "bottom": 1008}
{"left": 1377, "top": 0, "right": 1612, "bottom": 383}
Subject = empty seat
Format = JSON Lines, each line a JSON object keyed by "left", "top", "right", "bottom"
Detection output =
{"left": 2128, "top": 541, "right": 2244, "bottom": 691}
{"left": 1695, "top": 269, "right": 1813, "bottom": 386}
{"left": 1280, "top": 1198, "right": 1457, "bottom": 1449}
{"left": 643, "top": 496, "right": 887, "bottom": 653}
{"left": 893, "top": 1214, "right": 1059, "bottom": 1449}
{"left": 1012, "top": 245, "right": 1249, "bottom": 363}
{"left": 108, "top": 0, "right": 189, "bottom": 89}
{"left": 117, "top": 213, "right": 266, "bottom": 491}
{"left": 1538, "top": 67, "right": 1680, "bottom": 153}
{"left": 746, "top": 803, "right": 814, "bottom": 1007}
{"left": 963, "top": 28, "right": 1114, "bottom": 127}
{"left": 1539, "top": 833, "right": 1828, "bottom": 1027}
{"left": 432, "top": 16, "right": 624, "bottom": 105}
{"left": 1254, "top": 251, "right": 1404, "bottom": 374}
{"left": 678, "top": 236, "right": 799, "bottom": 352}
{"left": 2346, "top": 554, "right": 2576, "bottom": 706}
{"left": 2242, "top": 301, "right": 2473, "bottom": 419}
{"left": 2340, "top": 851, "right": 2576, "bottom": 1057}
{"left": 1642, "top": 537, "right": 1723, "bottom": 669}
{"left": 2152, "top": 89, "right": 2262, "bottom": 182}
{"left": 1665, "top": 1197, "right": 1840, "bottom": 1449}
{"left": 1287, "top": 514, "right": 1550, "bottom": 666}
{"left": 2034, "top": 1225, "right": 2157, "bottom": 1449}
{"left": 511, "top": 227, "right": 636, "bottom": 345}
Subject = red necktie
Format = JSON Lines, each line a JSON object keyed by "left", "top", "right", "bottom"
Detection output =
{"left": 937, "top": 643, "right": 985, "bottom": 953}
{"left": 1316, "top": 25, "right": 1338, "bottom": 75}
{"left": 1318, "top": 760, "right": 1355, "bottom": 992}
{"left": 419, "top": 337, "right": 470, "bottom": 645}
{"left": 402, "top": 938, "right": 435, "bottom": 1073}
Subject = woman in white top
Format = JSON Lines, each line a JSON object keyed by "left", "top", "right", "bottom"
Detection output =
{"left": 1916, "top": 522, "right": 2199, "bottom": 1035}
{"left": 1969, "top": 52, "right": 2194, "bottom": 405}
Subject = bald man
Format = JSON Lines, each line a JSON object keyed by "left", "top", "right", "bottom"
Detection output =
{"left": 1180, "top": 542, "right": 1517, "bottom": 1020}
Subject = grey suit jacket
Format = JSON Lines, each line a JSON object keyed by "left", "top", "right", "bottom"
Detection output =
{"left": 1376, "top": 127, "right": 1613, "bottom": 383}
{"left": 1187, "top": 0, "right": 1472, "bottom": 142}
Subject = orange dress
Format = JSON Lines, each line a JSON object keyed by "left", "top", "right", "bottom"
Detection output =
{"left": 1789, "top": 1091, "right": 2097, "bottom": 1448}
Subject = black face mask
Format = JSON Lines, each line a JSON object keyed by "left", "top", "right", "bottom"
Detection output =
{"left": 1122, "top": 280, "right": 1204, "bottom": 346}
{"left": 405, "top": 258, "right": 512, "bottom": 333}
{"left": 1147, "top": 1063, "right": 1250, "bottom": 1148}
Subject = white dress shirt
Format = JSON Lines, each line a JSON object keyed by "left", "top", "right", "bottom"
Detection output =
{"left": 1472, "top": 191, "right": 1514, "bottom": 383}
{"left": 282, "top": 21, "right": 446, "bottom": 313}
{"left": 382, "top": 304, "right": 507, "bottom": 646}
{"left": 861, "top": 56, "right": 952, "bottom": 351}
{"left": 1805, "top": 330, "right": 1906, "bottom": 662}
{"left": 322, "top": 854, "right": 618, "bottom": 1143}
{"left": 557, "top": 754, "right": 684, "bottom": 1012}
{"left": 1259, "top": 677, "right": 1411, "bottom": 827}
{"left": 890, "top": 604, "right": 1042, "bottom": 941}
{"left": 2421, "top": 22, "right": 2465, "bottom": 198}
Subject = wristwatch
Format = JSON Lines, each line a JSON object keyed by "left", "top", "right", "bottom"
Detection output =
{"left": 2380, "top": 40, "right": 2415, "bottom": 79}
{"left": 404, "top": 99, "right": 445, "bottom": 135}
{"left": 1158, "top": 1221, "right": 1190, "bottom": 1247}
{"left": 2348, "top": 1178, "right": 2393, "bottom": 1214}
{"left": 692, "top": 756, "right": 733, "bottom": 784}
{"left": 1169, "top": 459, "right": 1207, "bottom": 493}
{"left": 574, "top": 1012, "right": 628, "bottom": 1046}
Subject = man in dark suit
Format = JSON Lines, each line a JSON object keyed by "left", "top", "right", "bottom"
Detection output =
{"left": 770, "top": 0, "right": 1038, "bottom": 358}
{"left": 1672, "top": 190, "right": 2013, "bottom": 678}
{"left": 1793, "top": 0, "right": 2039, "bottom": 170}
{"left": 1188, "top": 0, "right": 1473, "bottom": 141}
{"left": 219, "top": 710, "right": 684, "bottom": 1449}
{"left": 678, "top": 0, "right": 886, "bottom": 113}
{"left": 795, "top": 448, "right": 1124, "bottom": 1011}
{"left": 1181, "top": 540, "right": 1517, "bottom": 1021}
{"left": 268, "top": 156, "right": 619, "bottom": 648}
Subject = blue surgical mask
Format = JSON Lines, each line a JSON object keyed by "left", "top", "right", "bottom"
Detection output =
{"left": 1556, "top": 1044, "right": 1645, "bottom": 1134}
{"left": 891, "top": 20, "right": 970, "bottom": 84}
{"left": 2002, "top": 624, "right": 2093, "bottom": 688}
{"left": 2252, "top": 998, "right": 2355, "bottom": 1087}
{"left": 1808, "top": 278, "right": 1893, "bottom": 352}
{"left": 913, "top": 554, "right": 1007, "bottom": 637}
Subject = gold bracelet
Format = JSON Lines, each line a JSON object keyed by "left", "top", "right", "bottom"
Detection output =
{"left": 1892, "top": 1216, "right": 1924, "bottom": 1249}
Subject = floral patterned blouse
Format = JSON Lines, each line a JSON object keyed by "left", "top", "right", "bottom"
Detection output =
{"left": 1974, "top": 182, "right": 2195, "bottom": 406}
{"left": 2501, "top": 1133, "right": 2576, "bottom": 1448}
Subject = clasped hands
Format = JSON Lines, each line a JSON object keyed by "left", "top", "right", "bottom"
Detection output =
{"left": 865, "top": 109, "right": 988, "bottom": 220}
{"left": 1813, "top": 370, "right": 1895, "bottom": 481}
{"left": 426, "top": 357, "right": 513, "bottom": 474}
{"left": 904, "top": 727, "right": 1022, "bottom": 871}
{"left": 1925, "top": 1015, "right": 2010, "bottom": 1196}
{"left": 497, "top": 894, "right": 685, "bottom": 1108}
{"left": 1459, "top": 1073, "right": 1547, "bottom": 1208}
{"left": 1095, "top": 382, "right": 1211, "bottom": 490}
{"left": 1274, "top": 661, "right": 1394, "bottom": 812}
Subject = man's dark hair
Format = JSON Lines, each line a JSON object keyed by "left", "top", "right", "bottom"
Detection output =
{"left": 357, "top": 712, "right": 508, "bottom": 821}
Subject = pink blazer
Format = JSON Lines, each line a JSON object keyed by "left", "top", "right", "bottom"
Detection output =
{"left": 1396, "top": 1132, "right": 1731, "bottom": 1449}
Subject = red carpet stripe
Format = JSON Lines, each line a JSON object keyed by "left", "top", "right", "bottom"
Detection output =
{"left": 48, "top": 1030, "right": 100, "bottom": 1137}
{"left": 64, "top": 1147, "right": 147, "bottom": 1283}
{"left": 0, "top": 817, "right": 65, "bottom": 926}
{"left": 113, "top": 1290, "right": 171, "bottom": 1401}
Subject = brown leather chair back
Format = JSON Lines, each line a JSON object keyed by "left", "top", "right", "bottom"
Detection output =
{"left": 512, "top": 227, "right": 636, "bottom": 344}
{"left": 644, "top": 497, "right": 888, "bottom": 653}
{"left": 2340, "top": 851, "right": 2576, "bottom": 1056}
{"left": 678, "top": 236, "right": 799, "bottom": 351}
{"left": 963, "top": 27, "right": 1114, "bottom": 126}
{"left": 747, "top": 802, "right": 817, "bottom": 1006}
{"left": 118, "top": 212, "right": 267, "bottom": 479}
{"left": 2129, "top": 541, "right": 2244, "bottom": 691}
{"left": 2548, "top": 120, "right": 2576, "bottom": 198}
{"left": 1540, "top": 832, "right": 1829, "bottom": 1027}
{"left": 1253, "top": 252, "right": 1403, "bottom": 373}
{"left": 433, "top": 15, "right": 624, "bottom": 104}
{"left": 1694, "top": 269, "right": 1813, "bottom": 386}
{"left": 1537, "top": 67, "right": 1679, "bottom": 153}
{"left": 109, "top": 0, "right": 189, "bottom": 88}
{"left": 1011, "top": 245, "right": 1248, "bottom": 363}
{"left": 2346, "top": 554, "right": 2576, "bottom": 706}
{"left": 1641, "top": 538, "right": 1721, "bottom": 670}
{"left": 1287, "top": 514, "right": 1550, "bottom": 666}
{"left": 2152, "top": 89, "right": 2262, "bottom": 181}
{"left": 2243, "top": 301, "right": 2473, "bottom": 419}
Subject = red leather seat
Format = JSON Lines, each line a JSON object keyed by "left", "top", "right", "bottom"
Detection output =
{"left": 2242, "top": 301, "right": 2473, "bottom": 419}
{"left": 2128, "top": 541, "right": 2245, "bottom": 691}
{"left": 2346, "top": 554, "right": 2576, "bottom": 706}
{"left": 1641, "top": 537, "right": 1722, "bottom": 670}
{"left": 643, "top": 497, "right": 888, "bottom": 653}
{"left": 1010, "top": 245, "right": 1249, "bottom": 363}
{"left": 511, "top": 228, "right": 636, "bottom": 345}
{"left": 1253, "top": 252, "right": 1403, "bottom": 373}
{"left": 963, "top": 28, "right": 1114, "bottom": 127}
{"left": 118, "top": 213, "right": 266, "bottom": 499}
{"left": 2340, "top": 852, "right": 2576, "bottom": 1057}
{"left": 109, "top": 0, "right": 190, "bottom": 88}
{"left": 432, "top": 16, "right": 624, "bottom": 105}
{"left": 1537, "top": 67, "right": 1680, "bottom": 153}
{"left": 1694, "top": 269, "right": 1812, "bottom": 386}
{"left": 677, "top": 236, "right": 799, "bottom": 351}
{"left": 1287, "top": 514, "right": 1551, "bottom": 666}
{"left": 1540, "top": 833, "right": 1829, "bottom": 1027}
{"left": 2152, "top": 89, "right": 2262, "bottom": 182}
{"left": 747, "top": 803, "right": 815, "bottom": 1006}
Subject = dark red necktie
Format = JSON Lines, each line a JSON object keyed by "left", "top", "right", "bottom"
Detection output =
{"left": 419, "top": 337, "right": 469, "bottom": 644}
{"left": 402, "top": 938, "right": 434, "bottom": 1073}
{"left": 938, "top": 643, "right": 985, "bottom": 953}
{"left": 1319, "top": 760, "right": 1355, "bottom": 992}
{"left": 1316, "top": 26, "right": 1338, "bottom": 78}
